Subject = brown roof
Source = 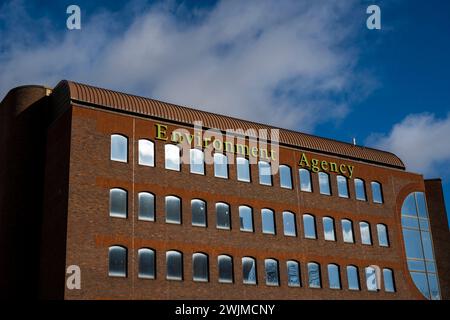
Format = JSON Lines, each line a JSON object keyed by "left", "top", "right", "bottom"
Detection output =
{"left": 52, "top": 80, "right": 405, "bottom": 170}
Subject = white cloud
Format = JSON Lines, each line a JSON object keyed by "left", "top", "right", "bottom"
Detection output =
{"left": 0, "top": 0, "right": 369, "bottom": 131}
{"left": 367, "top": 113, "right": 450, "bottom": 177}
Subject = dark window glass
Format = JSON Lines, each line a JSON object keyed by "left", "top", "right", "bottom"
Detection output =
{"left": 165, "top": 196, "right": 181, "bottom": 224}
{"left": 166, "top": 251, "right": 183, "bottom": 280}
{"left": 138, "top": 248, "right": 155, "bottom": 279}
{"left": 110, "top": 188, "right": 127, "bottom": 218}
{"left": 192, "top": 253, "right": 209, "bottom": 282}
{"left": 216, "top": 202, "right": 231, "bottom": 230}
{"left": 265, "top": 259, "right": 279, "bottom": 286}
{"left": 242, "top": 257, "right": 257, "bottom": 285}
{"left": 138, "top": 192, "right": 154, "bottom": 221}
{"left": 192, "top": 199, "right": 207, "bottom": 227}
{"left": 109, "top": 246, "right": 127, "bottom": 277}
{"left": 218, "top": 255, "right": 233, "bottom": 283}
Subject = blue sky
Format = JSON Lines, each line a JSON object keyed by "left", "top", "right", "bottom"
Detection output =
{"left": 0, "top": 0, "right": 449, "bottom": 225}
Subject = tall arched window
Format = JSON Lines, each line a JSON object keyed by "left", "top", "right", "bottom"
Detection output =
{"left": 265, "top": 259, "right": 279, "bottom": 286}
{"left": 307, "top": 262, "right": 321, "bottom": 288}
{"left": 214, "top": 153, "right": 228, "bottom": 179}
{"left": 318, "top": 172, "right": 331, "bottom": 195}
{"left": 346, "top": 265, "right": 360, "bottom": 290}
{"left": 327, "top": 264, "right": 341, "bottom": 289}
{"left": 138, "top": 139, "right": 154, "bottom": 167}
{"left": 191, "top": 199, "right": 207, "bottom": 227}
{"left": 287, "top": 260, "right": 301, "bottom": 287}
{"left": 279, "top": 165, "right": 292, "bottom": 189}
{"left": 190, "top": 148, "right": 205, "bottom": 175}
{"left": 218, "top": 255, "right": 233, "bottom": 283}
{"left": 166, "top": 250, "right": 183, "bottom": 280}
{"left": 111, "top": 134, "right": 128, "bottom": 162}
{"left": 283, "top": 211, "right": 296, "bottom": 237}
{"left": 299, "top": 169, "right": 312, "bottom": 192}
{"left": 383, "top": 268, "right": 395, "bottom": 292}
{"left": 360, "top": 222, "right": 372, "bottom": 245}
{"left": 242, "top": 257, "right": 257, "bottom": 285}
{"left": 323, "top": 217, "right": 336, "bottom": 241}
{"left": 109, "top": 245, "right": 127, "bottom": 277}
{"left": 303, "top": 214, "right": 316, "bottom": 239}
{"left": 365, "top": 265, "right": 381, "bottom": 292}
{"left": 216, "top": 202, "right": 231, "bottom": 230}
{"left": 110, "top": 188, "right": 127, "bottom": 218}
{"left": 354, "top": 178, "right": 367, "bottom": 201}
{"left": 138, "top": 192, "right": 155, "bottom": 221}
{"left": 261, "top": 208, "right": 276, "bottom": 235}
{"left": 258, "top": 161, "right": 272, "bottom": 186}
{"left": 138, "top": 248, "right": 155, "bottom": 279}
{"left": 192, "top": 253, "right": 209, "bottom": 282}
{"left": 371, "top": 181, "right": 383, "bottom": 204}
{"left": 165, "top": 195, "right": 181, "bottom": 224}
{"left": 337, "top": 175, "right": 349, "bottom": 198}
{"left": 341, "top": 219, "right": 354, "bottom": 243}
{"left": 376, "top": 224, "right": 389, "bottom": 247}
{"left": 239, "top": 205, "right": 253, "bottom": 232}
{"left": 236, "top": 157, "right": 251, "bottom": 182}
{"left": 165, "top": 144, "right": 180, "bottom": 171}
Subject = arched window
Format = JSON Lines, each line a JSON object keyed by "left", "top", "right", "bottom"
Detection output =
{"left": 242, "top": 257, "right": 257, "bottom": 285}
{"left": 265, "top": 259, "right": 279, "bottom": 286}
{"left": 360, "top": 222, "right": 372, "bottom": 245}
{"left": 192, "top": 253, "right": 209, "bottom": 282}
{"left": 371, "top": 181, "right": 383, "bottom": 204}
{"left": 138, "top": 248, "right": 155, "bottom": 279}
{"left": 346, "top": 265, "right": 360, "bottom": 290}
{"left": 111, "top": 134, "right": 128, "bottom": 162}
{"left": 337, "top": 175, "right": 349, "bottom": 198}
{"left": 258, "top": 161, "right": 272, "bottom": 186}
{"left": 190, "top": 148, "right": 205, "bottom": 175}
{"left": 214, "top": 153, "right": 228, "bottom": 179}
{"left": 110, "top": 188, "right": 127, "bottom": 218}
{"left": 383, "top": 268, "right": 395, "bottom": 293}
{"left": 323, "top": 217, "right": 336, "bottom": 241}
{"left": 287, "top": 260, "right": 301, "bottom": 287}
{"left": 341, "top": 219, "right": 354, "bottom": 243}
{"left": 138, "top": 139, "right": 154, "bottom": 167}
{"left": 279, "top": 165, "right": 292, "bottom": 189}
{"left": 191, "top": 199, "right": 207, "bottom": 227}
{"left": 166, "top": 250, "right": 183, "bottom": 280}
{"left": 318, "top": 172, "right": 331, "bottom": 195}
{"left": 239, "top": 205, "right": 253, "bottom": 232}
{"left": 354, "top": 179, "right": 366, "bottom": 201}
{"left": 283, "top": 211, "right": 296, "bottom": 237}
{"left": 165, "top": 195, "right": 181, "bottom": 224}
{"left": 303, "top": 214, "right": 316, "bottom": 239}
{"left": 236, "top": 157, "right": 251, "bottom": 182}
{"left": 138, "top": 192, "right": 155, "bottom": 221}
{"left": 218, "top": 255, "right": 233, "bottom": 283}
{"left": 216, "top": 202, "right": 231, "bottom": 230}
{"left": 376, "top": 224, "right": 389, "bottom": 247}
{"left": 109, "top": 246, "right": 127, "bottom": 277}
{"left": 165, "top": 144, "right": 180, "bottom": 171}
{"left": 307, "top": 262, "right": 321, "bottom": 288}
{"left": 328, "top": 264, "right": 341, "bottom": 289}
{"left": 299, "top": 169, "right": 312, "bottom": 192}
{"left": 365, "top": 265, "right": 381, "bottom": 292}
{"left": 261, "top": 208, "right": 276, "bottom": 235}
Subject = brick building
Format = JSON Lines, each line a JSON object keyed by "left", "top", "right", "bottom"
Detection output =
{"left": 0, "top": 80, "right": 448, "bottom": 300}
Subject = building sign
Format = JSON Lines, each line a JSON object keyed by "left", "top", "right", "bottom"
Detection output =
{"left": 298, "top": 153, "right": 355, "bottom": 179}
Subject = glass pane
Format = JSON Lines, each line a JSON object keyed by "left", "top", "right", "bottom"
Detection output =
{"left": 165, "top": 196, "right": 181, "bottom": 224}
{"left": 109, "top": 246, "right": 127, "bottom": 277}
{"left": 371, "top": 182, "right": 383, "bottom": 204}
{"left": 299, "top": 169, "right": 312, "bottom": 192}
{"left": 419, "top": 219, "right": 429, "bottom": 230}
{"left": 165, "top": 145, "right": 180, "bottom": 171}
{"left": 355, "top": 179, "right": 366, "bottom": 201}
{"left": 218, "top": 255, "right": 233, "bottom": 283}
{"left": 416, "top": 192, "right": 428, "bottom": 218}
{"left": 283, "top": 212, "right": 296, "bottom": 237}
{"left": 323, "top": 217, "right": 336, "bottom": 241}
{"left": 280, "top": 165, "right": 292, "bottom": 189}
{"left": 347, "top": 266, "right": 360, "bottom": 290}
{"left": 258, "top": 161, "right": 272, "bottom": 186}
{"left": 237, "top": 157, "right": 250, "bottom": 182}
{"left": 308, "top": 263, "right": 321, "bottom": 288}
{"left": 111, "top": 134, "right": 128, "bottom": 162}
{"left": 303, "top": 215, "right": 316, "bottom": 239}
{"left": 239, "top": 206, "right": 254, "bottom": 232}
{"left": 262, "top": 209, "right": 275, "bottom": 235}
{"left": 365, "top": 267, "right": 378, "bottom": 291}
{"left": 242, "top": 257, "right": 257, "bottom": 285}
{"left": 426, "top": 261, "right": 436, "bottom": 273}
{"left": 192, "top": 199, "right": 207, "bottom": 227}
{"left": 407, "top": 259, "right": 426, "bottom": 272}
{"left": 214, "top": 153, "right": 228, "bottom": 178}
{"left": 216, "top": 203, "right": 231, "bottom": 230}
{"left": 402, "top": 216, "right": 419, "bottom": 229}
{"left": 421, "top": 231, "right": 435, "bottom": 261}
{"left": 192, "top": 253, "right": 209, "bottom": 282}
{"left": 337, "top": 176, "right": 349, "bottom": 198}
{"left": 428, "top": 273, "right": 441, "bottom": 300}
{"left": 383, "top": 269, "right": 395, "bottom": 292}
{"left": 138, "top": 139, "right": 154, "bottom": 167}
{"left": 377, "top": 224, "right": 389, "bottom": 247}
{"left": 403, "top": 229, "right": 424, "bottom": 259}
{"left": 190, "top": 149, "right": 205, "bottom": 175}
{"left": 138, "top": 248, "right": 155, "bottom": 279}
{"left": 110, "top": 189, "right": 127, "bottom": 218}
{"left": 166, "top": 251, "right": 182, "bottom": 280}
{"left": 287, "top": 261, "right": 301, "bottom": 287}
{"left": 342, "top": 219, "right": 354, "bottom": 243}
{"left": 360, "top": 222, "right": 372, "bottom": 245}
{"left": 402, "top": 193, "right": 417, "bottom": 216}
{"left": 319, "top": 172, "right": 331, "bottom": 195}
{"left": 328, "top": 264, "right": 341, "bottom": 289}
{"left": 138, "top": 192, "right": 154, "bottom": 221}
{"left": 410, "top": 272, "right": 430, "bottom": 299}
{"left": 265, "top": 259, "right": 279, "bottom": 286}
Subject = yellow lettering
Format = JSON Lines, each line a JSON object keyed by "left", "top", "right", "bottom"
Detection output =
{"left": 155, "top": 124, "right": 168, "bottom": 141}
{"left": 224, "top": 141, "right": 234, "bottom": 153}
{"left": 299, "top": 153, "right": 310, "bottom": 168}
{"left": 236, "top": 144, "right": 249, "bottom": 156}
{"left": 270, "top": 150, "right": 277, "bottom": 161}
{"left": 339, "top": 164, "right": 347, "bottom": 175}
{"left": 213, "top": 139, "right": 222, "bottom": 151}
{"left": 311, "top": 159, "right": 320, "bottom": 173}
{"left": 251, "top": 147, "right": 258, "bottom": 158}
{"left": 347, "top": 165, "right": 354, "bottom": 179}
{"left": 259, "top": 148, "right": 268, "bottom": 160}
{"left": 321, "top": 160, "right": 329, "bottom": 171}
